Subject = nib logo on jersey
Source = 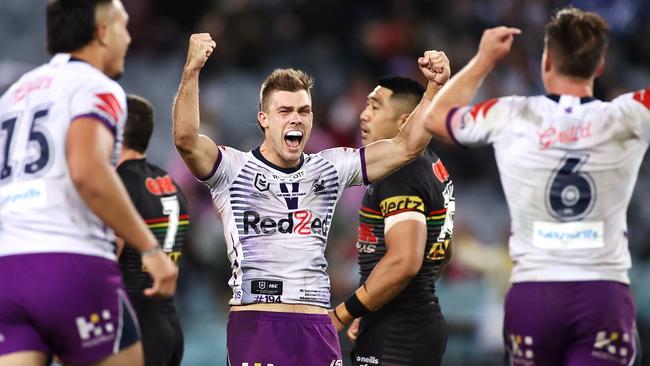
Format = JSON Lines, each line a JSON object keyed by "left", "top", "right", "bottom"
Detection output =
{"left": 243, "top": 209, "right": 330, "bottom": 237}
{"left": 76, "top": 309, "right": 115, "bottom": 348}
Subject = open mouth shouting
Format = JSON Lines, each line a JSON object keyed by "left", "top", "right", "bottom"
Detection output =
{"left": 284, "top": 130, "right": 304, "bottom": 151}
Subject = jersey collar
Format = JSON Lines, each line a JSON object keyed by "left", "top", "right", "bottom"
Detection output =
{"left": 545, "top": 94, "right": 597, "bottom": 104}
{"left": 252, "top": 146, "right": 304, "bottom": 174}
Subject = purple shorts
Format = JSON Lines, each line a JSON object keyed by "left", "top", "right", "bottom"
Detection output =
{"left": 0, "top": 253, "right": 141, "bottom": 364}
{"left": 504, "top": 281, "right": 638, "bottom": 366}
{"left": 227, "top": 310, "right": 342, "bottom": 366}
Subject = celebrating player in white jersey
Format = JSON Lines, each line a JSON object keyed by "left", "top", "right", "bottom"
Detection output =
{"left": 0, "top": 1, "right": 177, "bottom": 366}
{"left": 425, "top": 6, "right": 649, "bottom": 366}
{"left": 173, "top": 33, "right": 450, "bottom": 365}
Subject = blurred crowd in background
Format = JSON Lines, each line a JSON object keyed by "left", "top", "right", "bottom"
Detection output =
{"left": 2, "top": 0, "right": 650, "bottom": 365}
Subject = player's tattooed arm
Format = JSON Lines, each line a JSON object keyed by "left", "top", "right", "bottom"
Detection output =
{"left": 173, "top": 33, "right": 220, "bottom": 179}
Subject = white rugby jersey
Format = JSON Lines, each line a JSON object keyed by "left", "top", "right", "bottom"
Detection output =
{"left": 0, "top": 54, "right": 126, "bottom": 260}
{"left": 447, "top": 90, "right": 650, "bottom": 284}
{"left": 203, "top": 145, "right": 367, "bottom": 307}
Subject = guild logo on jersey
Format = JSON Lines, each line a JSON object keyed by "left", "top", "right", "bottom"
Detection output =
{"left": 76, "top": 309, "right": 115, "bottom": 348}
{"left": 380, "top": 196, "right": 424, "bottom": 216}
{"left": 241, "top": 363, "right": 274, "bottom": 366}
{"left": 592, "top": 331, "right": 631, "bottom": 363}
{"left": 254, "top": 173, "right": 270, "bottom": 192}
{"left": 243, "top": 210, "right": 329, "bottom": 236}
{"left": 330, "top": 360, "right": 343, "bottom": 366}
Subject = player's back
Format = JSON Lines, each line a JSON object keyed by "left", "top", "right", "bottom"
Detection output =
{"left": 357, "top": 148, "right": 454, "bottom": 311}
{"left": 484, "top": 92, "right": 650, "bottom": 283}
{"left": 117, "top": 159, "right": 189, "bottom": 309}
{"left": 0, "top": 54, "right": 126, "bottom": 259}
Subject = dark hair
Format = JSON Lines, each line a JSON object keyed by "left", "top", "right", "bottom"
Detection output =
{"left": 124, "top": 94, "right": 154, "bottom": 153}
{"left": 46, "top": 0, "right": 112, "bottom": 55}
{"left": 378, "top": 76, "right": 425, "bottom": 112}
{"left": 544, "top": 6, "right": 609, "bottom": 79}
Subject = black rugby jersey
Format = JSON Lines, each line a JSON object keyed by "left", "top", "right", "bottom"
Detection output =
{"left": 117, "top": 159, "right": 189, "bottom": 310}
{"left": 357, "top": 148, "right": 454, "bottom": 311}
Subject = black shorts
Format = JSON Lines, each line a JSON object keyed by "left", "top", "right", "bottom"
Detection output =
{"left": 352, "top": 304, "right": 447, "bottom": 366}
{"left": 133, "top": 302, "right": 184, "bottom": 366}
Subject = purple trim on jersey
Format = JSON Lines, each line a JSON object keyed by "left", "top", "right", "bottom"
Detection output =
{"left": 360, "top": 146, "right": 370, "bottom": 185}
{"left": 198, "top": 147, "right": 223, "bottom": 181}
{"left": 73, "top": 113, "right": 116, "bottom": 136}
{"left": 445, "top": 107, "right": 466, "bottom": 148}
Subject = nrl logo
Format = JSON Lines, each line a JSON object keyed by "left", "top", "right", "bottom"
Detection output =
{"left": 254, "top": 173, "right": 270, "bottom": 192}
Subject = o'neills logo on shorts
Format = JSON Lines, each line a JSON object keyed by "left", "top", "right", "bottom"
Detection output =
{"left": 75, "top": 309, "right": 115, "bottom": 348}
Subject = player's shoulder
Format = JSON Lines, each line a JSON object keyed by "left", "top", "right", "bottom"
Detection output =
{"left": 611, "top": 88, "right": 650, "bottom": 111}
{"left": 0, "top": 62, "right": 52, "bottom": 103}
{"left": 465, "top": 95, "right": 528, "bottom": 121}
{"left": 117, "top": 159, "right": 146, "bottom": 179}
{"left": 378, "top": 153, "right": 430, "bottom": 190}
{"left": 311, "top": 147, "right": 356, "bottom": 162}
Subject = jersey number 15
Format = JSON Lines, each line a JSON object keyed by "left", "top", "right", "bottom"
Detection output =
{"left": 1, "top": 107, "right": 51, "bottom": 182}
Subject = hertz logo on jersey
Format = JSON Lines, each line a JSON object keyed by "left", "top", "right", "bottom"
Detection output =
{"left": 380, "top": 196, "right": 424, "bottom": 217}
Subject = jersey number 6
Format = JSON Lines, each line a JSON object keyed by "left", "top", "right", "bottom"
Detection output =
{"left": 545, "top": 154, "right": 595, "bottom": 221}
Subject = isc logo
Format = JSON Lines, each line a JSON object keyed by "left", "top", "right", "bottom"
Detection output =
{"left": 241, "top": 363, "right": 274, "bottom": 366}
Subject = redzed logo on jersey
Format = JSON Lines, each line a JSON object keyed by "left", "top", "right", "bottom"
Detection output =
{"left": 95, "top": 93, "right": 123, "bottom": 125}
{"left": 432, "top": 159, "right": 449, "bottom": 183}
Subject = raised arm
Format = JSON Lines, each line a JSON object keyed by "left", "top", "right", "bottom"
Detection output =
{"left": 424, "top": 26, "right": 521, "bottom": 142}
{"left": 172, "top": 33, "right": 220, "bottom": 179}
{"left": 362, "top": 51, "right": 450, "bottom": 183}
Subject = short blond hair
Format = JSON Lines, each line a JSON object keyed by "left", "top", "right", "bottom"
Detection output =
{"left": 259, "top": 68, "right": 314, "bottom": 112}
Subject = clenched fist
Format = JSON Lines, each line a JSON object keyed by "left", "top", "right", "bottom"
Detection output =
{"left": 477, "top": 26, "right": 521, "bottom": 66}
{"left": 185, "top": 33, "right": 216, "bottom": 71}
{"left": 418, "top": 50, "right": 451, "bottom": 89}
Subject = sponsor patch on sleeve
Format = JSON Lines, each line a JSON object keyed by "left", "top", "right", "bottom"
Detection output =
{"left": 379, "top": 195, "right": 424, "bottom": 217}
